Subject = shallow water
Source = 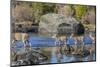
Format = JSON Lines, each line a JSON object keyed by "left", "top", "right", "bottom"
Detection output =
{"left": 11, "top": 34, "right": 96, "bottom": 65}
{"left": 40, "top": 47, "right": 95, "bottom": 64}
{"left": 12, "top": 47, "right": 95, "bottom": 65}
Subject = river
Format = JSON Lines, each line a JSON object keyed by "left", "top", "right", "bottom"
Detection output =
{"left": 11, "top": 33, "right": 96, "bottom": 65}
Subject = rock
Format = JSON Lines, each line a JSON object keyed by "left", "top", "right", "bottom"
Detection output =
{"left": 83, "top": 9, "right": 96, "bottom": 24}
{"left": 39, "top": 13, "right": 78, "bottom": 37}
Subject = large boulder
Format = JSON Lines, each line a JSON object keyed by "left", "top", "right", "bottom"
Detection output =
{"left": 39, "top": 13, "right": 79, "bottom": 37}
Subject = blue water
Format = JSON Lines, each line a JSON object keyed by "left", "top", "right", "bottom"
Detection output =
{"left": 16, "top": 41, "right": 24, "bottom": 48}
{"left": 15, "top": 36, "right": 93, "bottom": 48}
{"left": 15, "top": 36, "right": 56, "bottom": 48}
{"left": 12, "top": 35, "right": 96, "bottom": 64}
{"left": 29, "top": 36, "right": 56, "bottom": 47}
